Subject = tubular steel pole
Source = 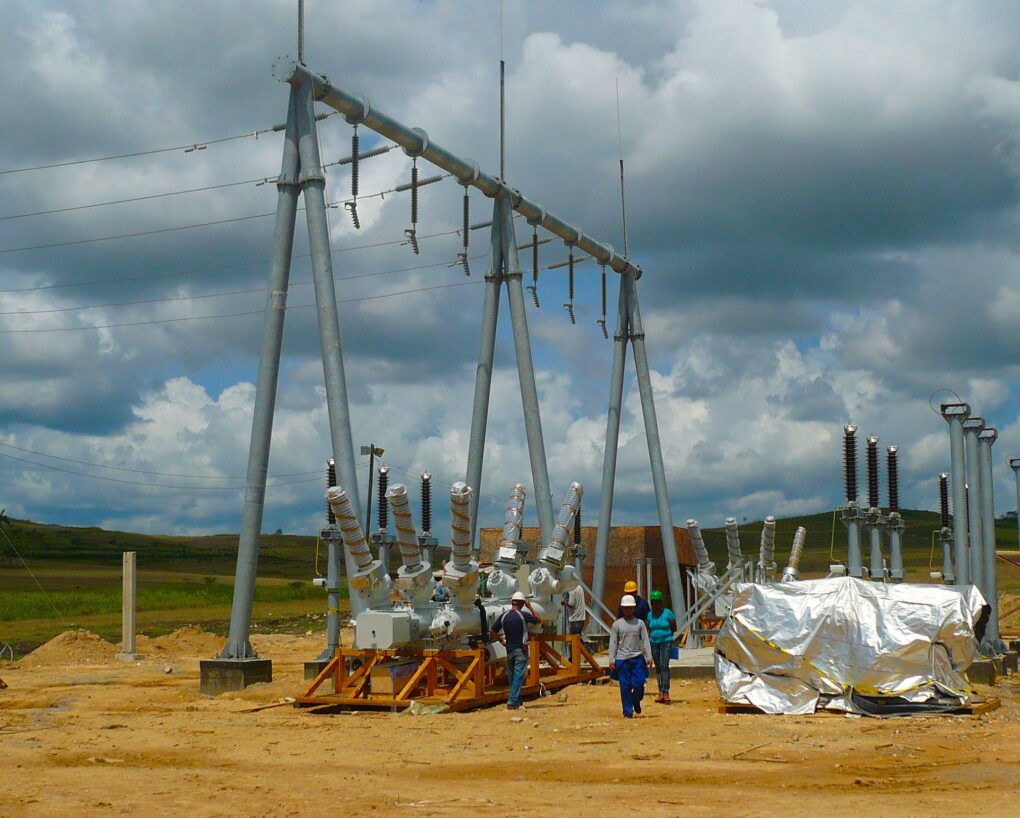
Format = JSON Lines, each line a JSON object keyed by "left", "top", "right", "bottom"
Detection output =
{"left": 221, "top": 88, "right": 301, "bottom": 659}
{"left": 626, "top": 276, "right": 683, "bottom": 613}
{"left": 1011, "top": 458, "right": 1020, "bottom": 549}
{"left": 963, "top": 417, "right": 985, "bottom": 592}
{"left": 466, "top": 197, "right": 504, "bottom": 551}
{"left": 942, "top": 405, "right": 970, "bottom": 586}
{"left": 277, "top": 61, "right": 641, "bottom": 279}
{"left": 589, "top": 275, "right": 630, "bottom": 631}
{"left": 978, "top": 429, "right": 1004, "bottom": 652}
{"left": 294, "top": 78, "right": 365, "bottom": 617}
{"left": 501, "top": 192, "right": 555, "bottom": 546}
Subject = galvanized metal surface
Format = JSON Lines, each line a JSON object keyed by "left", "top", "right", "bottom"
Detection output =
{"left": 978, "top": 429, "right": 1004, "bottom": 652}
{"left": 278, "top": 61, "right": 641, "bottom": 279}
{"left": 942, "top": 405, "right": 971, "bottom": 586}
{"left": 221, "top": 89, "right": 301, "bottom": 660}
{"left": 716, "top": 577, "right": 986, "bottom": 715}
{"left": 963, "top": 417, "right": 986, "bottom": 593}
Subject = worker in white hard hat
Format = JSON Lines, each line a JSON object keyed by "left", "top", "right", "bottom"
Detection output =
{"left": 491, "top": 591, "right": 542, "bottom": 710}
{"left": 608, "top": 594, "right": 653, "bottom": 718}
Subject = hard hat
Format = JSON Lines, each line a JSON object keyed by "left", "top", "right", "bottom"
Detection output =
{"left": 511, "top": 591, "right": 527, "bottom": 602}
{"left": 623, "top": 580, "right": 638, "bottom": 593}
{"left": 620, "top": 594, "right": 637, "bottom": 608}
{"left": 650, "top": 590, "right": 664, "bottom": 602}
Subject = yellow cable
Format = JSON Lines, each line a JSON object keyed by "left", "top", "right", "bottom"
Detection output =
{"left": 314, "top": 534, "right": 323, "bottom": 578}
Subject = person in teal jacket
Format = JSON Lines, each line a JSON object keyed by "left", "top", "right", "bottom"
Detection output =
{"left": 646, "top": 590, "right": 677, "bottom": 704}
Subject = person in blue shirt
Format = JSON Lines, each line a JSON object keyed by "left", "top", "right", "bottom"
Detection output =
{"left": 431, "top": 573, "right": 450, "bottom": 603}
{"left": 646, "top": 589, "right": 677, "bottom": 704}
{"left": 491, "top": 591, "right": 542, "bottom": 710}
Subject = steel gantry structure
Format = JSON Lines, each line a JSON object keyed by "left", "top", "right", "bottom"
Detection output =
{"left": 204, "top": 55, "right": 683, "bottom": 690}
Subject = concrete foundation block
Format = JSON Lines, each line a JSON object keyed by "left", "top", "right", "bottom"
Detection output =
{"left": 304, "top": 659, "right": 330, "bottom": 680}
{"left": 199, "top": 658, "right": 272, "bottom": 696}
{"left": 968, "top": 658, "right": 997, "bottom": 687}
{"left": 115, "top": 652, "right": 143, "bottom": 662}
{"left": 1001, "top": 651, "right": 1019, "bottom": 675}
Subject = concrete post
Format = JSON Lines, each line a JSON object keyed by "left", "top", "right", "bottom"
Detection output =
{"left": 116, "top": 551, "right": 141, "bottom": 661}
{"left": 978, "top": 429, "right": 1005, "bottom": 654}
{"left": 645, "top": 557, "right": 653, "bottom": 598}
{"left": 588, "top": 275, "right": 629, "bottom": 633}
{"left": 963, "top": 416, "right": 985, "bottom": 592}
{"left": 626, "top": 276, "right": 684, "bottom": 614}
{"left": 465, "top": 198, "right": 504, "bottom": 551}
{"left": 1009, "top": 457, "right": 1020, "bottom": 549}
{"left": 635, "top": 556, "right": 644, "bottom": 597}
{"left": 940, "top": 403, "right": 971, "bottom": 586}
{"left": 501, "top": 193, "right": 555, "bottom": 546}
{"left": 218, "top": 88, "right": 300, "bottom": 662}
{"left": 294, "top": 79, "right": 364, "bottom": 618}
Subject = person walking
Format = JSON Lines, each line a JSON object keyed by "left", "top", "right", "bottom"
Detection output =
{"left": 616, "top": 580, "right": 650, "bottom": 623}
{"left": 647, "top": 590, "right": 677, "bottom": 704}
{"left": 608, "top": 594, "right": 653, "bottom": 718}
{"left": 491, "top": 591, "right": 542, "bottom": 710}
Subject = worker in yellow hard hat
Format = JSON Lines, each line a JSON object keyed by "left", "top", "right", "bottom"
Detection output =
{"left": 616, "top": 580, "right": 651, "bottom": 623}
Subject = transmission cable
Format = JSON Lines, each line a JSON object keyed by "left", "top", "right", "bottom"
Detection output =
{"left": 0, "top": 278, "right": 481, "bottom": 334}
{"left": 0, "top": 440, "right": 320, "bottom": 480}
{"left": 0, "top": 113, "right": 337, "bottom": 176}
{"left": 0, "top": 449, "right": 323, "bottom": 490}
{"left": 0, "top": 253, "right": 487, "bottom": 317}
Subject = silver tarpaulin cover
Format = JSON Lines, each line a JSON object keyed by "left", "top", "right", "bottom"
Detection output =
{"left": 715, "top": 577, "right": 986, "bottom": 715}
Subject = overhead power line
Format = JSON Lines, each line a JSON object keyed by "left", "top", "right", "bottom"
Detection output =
{"left": 0, "top": 144, "right": 399, "bottom": 222}
{"left": 0, "top": 253, "right": 486, "bottom": 317}
{"left": 0, "top": 112, "right": 337, "bottom": 176}
{"left": 0, "top": 441, "right": 319, "bottom": 480}
{"left": 0, "top": 176, "right": 454, "bottom": 255}
{"left": 0, "top": 449, "right": 324, "bottom": 491}
{"left": 0, "top": 278, "right": 481, "bottom": 334}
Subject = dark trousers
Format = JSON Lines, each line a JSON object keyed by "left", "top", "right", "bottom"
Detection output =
{"left": 651, "top": 641, "right": 671, "bottom": 695}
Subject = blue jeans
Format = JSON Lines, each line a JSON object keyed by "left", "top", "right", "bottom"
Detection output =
{"left": 651, "top": 641, "right": 671, "bottom": 695}
{"left": 615, "top": 655, "right": 648, "bottom": 716}
{"left": 506, "top": 646, "right": 528, "bottom": 708}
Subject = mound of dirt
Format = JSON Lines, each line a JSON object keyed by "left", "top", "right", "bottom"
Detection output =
{"left": 150, "top": 626, "right": 222, "bottom": 657}
{"left": 25, "top": 630, "right": 114, "bottom": 666}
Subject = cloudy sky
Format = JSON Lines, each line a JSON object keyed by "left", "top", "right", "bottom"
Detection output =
{"left": 3, "top": 0, "right": 1020, "bottom": 548}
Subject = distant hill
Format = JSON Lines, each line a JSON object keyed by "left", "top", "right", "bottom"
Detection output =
{"left": 2, "top": 508, "right": 1018, "bottom": 581}
{"left": 0, "top": 518, "right": 317, "bottom": 577}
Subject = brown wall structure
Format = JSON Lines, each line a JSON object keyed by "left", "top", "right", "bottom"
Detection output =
{"left": 478, "top": 525, "right": 697, "bottom": 620}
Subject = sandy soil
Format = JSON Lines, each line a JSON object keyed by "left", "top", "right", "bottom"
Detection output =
{"left": 2, "top": 630, "right": 1020, "bottom": 818}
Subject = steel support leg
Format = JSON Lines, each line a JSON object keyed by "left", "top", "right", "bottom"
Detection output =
{"left": 221, "top": 89, "right": 301, "bottom": 659}
{"left": 942, "top": 407, "right": 970, "bottom": 586}
{"left": 589, "top": 276, "right": 629, "bottom": 631}
{"left": 978, "top": 431, "right": 1004, "bottom": 653}
{"left": 626, "top": 277, "right": 684, "bottom": 614}
{"left": 964, "top": 420, "right": 985, "bottom": 592}
{"left": 465, "top": 198, "right": 504, "bottom": 551}
{"left": 294, "top": 80, "right": 364, "bottom": 618}
{"left": 501, "top": 193, "right": 555, "bottom": 545}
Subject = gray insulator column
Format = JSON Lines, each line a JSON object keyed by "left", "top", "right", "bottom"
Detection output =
{"left": 724, "top": 517, "right": 743, "bottom": 570}
{"left": 759, "top": 516, "right": 777, "bottom": 579}
{"left": 590, "top": 274, "right": 630, "bottom": 631}
{"left": 627, "top": 276, "right": 684, "bottom": 613}
{"left": 327, "top": 487, "right": 373, "bottom": 572}
{"left": 221, "top": 89, "right": 301, "bottom": 660}
{"left": 940, "top": 403, "right": 971, "bottom": 586}
{"left": 497, "top": 483, "right": 527, "bottom": 562}
{"left": 978, "top": 429, "right": 1004, "bottom": 653}
{"left": 387, "top": 484, "right": 422, "bottom": 570}
{"left": 1010, "top": 457, "right": 1020, "bottom": 549}
{"left": 866, "top": 436, "right": 884, "bottom": 581}
{"left": 963, "top": 417, "right": 985, "bottom": 591}
{"left": 538, "top": 482, "right": 583, "bottom": 569}
{"left": 886, "top": 446, "right": 904, "bottom": 583}
{"left": 686, "top": 519, "right": 715, "bottom": 576}
{"left": 294, "top": 79, "right": 365, "bottom": 617}
{"left": 450, "top": 482, "right": 474, "bottom": 572}
{"left": 938, "top": 472, "right": 955, "bottom": 584}
{"left": 465, "top": 199, "right": 503, "bottom": 551}
{"left": 842, "top": 425, "right": 863, "bottom": 578}
{"left": 781, "top": 527, "right": 807, "bottom": 582}
{"left": 501, "top": 192, "right": 555, "bottom": 546}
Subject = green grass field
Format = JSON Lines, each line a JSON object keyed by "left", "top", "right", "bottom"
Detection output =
{"left": 2, "top": 510, "right": 1019, "bottom": 656}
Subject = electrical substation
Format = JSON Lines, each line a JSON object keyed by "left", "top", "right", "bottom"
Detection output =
{"left": 6, "top": 3, "right": 1020, "bottom": 813}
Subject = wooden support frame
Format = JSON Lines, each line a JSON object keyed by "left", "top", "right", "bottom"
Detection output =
{"left": 296, "top": 634, "right": 605, "bottom": 713}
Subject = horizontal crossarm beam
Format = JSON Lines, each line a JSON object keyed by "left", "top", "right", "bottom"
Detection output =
{"left": 274, "top": 59, "right": 641, "bottom": 279}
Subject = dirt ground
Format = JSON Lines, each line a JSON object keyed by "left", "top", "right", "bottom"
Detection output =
{"left": 2, "top": 629, "right": 1020, "bottom": 818}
